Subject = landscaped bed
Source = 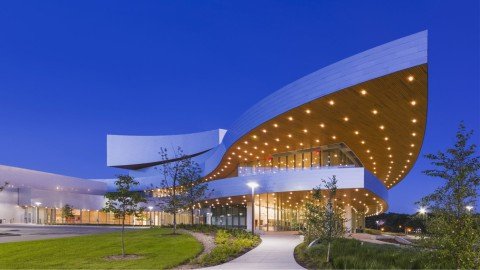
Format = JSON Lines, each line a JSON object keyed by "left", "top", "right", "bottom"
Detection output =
{"left": 0, "top": 228, "right": 202, "bottom": 269}
{"left": 177, "top": 224, "right": 261, "bottom": 267}
{"left": 294, "top": 238, "right": 455, "bottom": 269}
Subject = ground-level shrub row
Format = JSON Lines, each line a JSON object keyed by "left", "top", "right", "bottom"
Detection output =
{"left": 197, "top": 228, "right": 261, "bottom": 266}
{"left": 295, "top": 238, "right": 455, "bottom": 269}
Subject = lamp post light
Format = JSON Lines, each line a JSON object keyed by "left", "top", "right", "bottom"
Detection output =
{"left": 148, "top": 206, "right": 154, "bottom": 227}
{"left": 466, "top": 205, "right": 474, "bottom": 212}
{"left": 246, "top": 182, "right": 259, "bottom": 235}
{"left": 419, "top": 207, "right": 427, "bottom": 221}
{"left": 34, "top": 202, "right": 42, "bottom": 224}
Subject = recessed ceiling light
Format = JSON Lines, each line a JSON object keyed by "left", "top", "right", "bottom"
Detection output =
{"left": 354, "top": 131, "right": 359, "bottom": 135}
{"left": 360, "top": 89, "right": 367, "bottom": 95}
{"left": 273, "top": 123, "right": 278, "bottom": 128}
{"left": 408, "top": 75, "right": 414, "bottom": 82}
{"left": 411, "top": 100, "right": 416, "bottom": 106}
{"left": 303, "top": 129, "right": 308, "bottom": 133}
{"left": 320, "top": 123, "right": 325, "bottom": 128}
{"left": 305, "top": 109, "right": 311, "bottom": 114}
{"left": 379, "top": 125, "right": 385, "bottom": 130}
{"left": 329, "top": 100, "right": 335, "bottom": 106}
{"left": 361, "top": 140, "right": 365, "bottom": 144}
{"left": 288, "top": 116, "right": 293, "bottom": 121}
{"left": 412, "top": 119, "right": 417, "bottom": 123}
{"left": 262, "top": 129, "right": 267, "bottom": 133}
{"left": 372, "top": 109, "right": 378, "bottom": 115}
{"left": 412, "top": 132, "right": 417, "bottom": 137}
{"left": 344, "top": 117, "right": 349, "bottom": 121}
{"left": 332, "top": 135, "right": 337, "bottom": 139}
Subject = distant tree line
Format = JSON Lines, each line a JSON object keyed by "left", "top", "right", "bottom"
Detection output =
{"left": 365, "top": 212, "right": 426, "bottom": 233}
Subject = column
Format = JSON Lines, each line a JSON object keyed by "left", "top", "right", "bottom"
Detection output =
{"left": 343, "top": 205, "right": 353, "bottom": 233}
{"left": 246, "top": 202, "right": 253, "bottom": 232}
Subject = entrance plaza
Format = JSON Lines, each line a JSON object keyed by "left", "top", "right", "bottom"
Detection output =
{"left": 0, "top": 31, "right": 427, "bottom": 234}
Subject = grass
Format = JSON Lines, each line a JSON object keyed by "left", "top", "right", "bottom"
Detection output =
{"left": 0, "top": 228, "right": 202, "bottom": 269}
{"left": 295, "top": 238, "right": 455, "bottom": 269}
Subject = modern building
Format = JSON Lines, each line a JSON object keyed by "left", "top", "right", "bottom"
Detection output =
{"left": 0, "top": 31, "right": 427, "bottom": 231}
{"left": 107, "top": 31, "right": 428, "bottom": 231}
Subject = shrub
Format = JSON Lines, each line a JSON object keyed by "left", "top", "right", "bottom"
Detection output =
{"left": 295, "top": 238, "right": 455, "bottom": 269}
{"left": 198, "top": 228, "right": 260, "bottom": 266}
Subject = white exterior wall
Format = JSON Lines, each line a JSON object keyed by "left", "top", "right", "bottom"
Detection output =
{"left": 0, "top": 189, "right": 24, "bottom": 223}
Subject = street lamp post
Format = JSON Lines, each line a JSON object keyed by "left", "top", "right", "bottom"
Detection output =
{"left": 246, "top": 182, "right": 259, "bottom": 235}
{"left": 148, "top": 206, "right": 154, "bottom": 227}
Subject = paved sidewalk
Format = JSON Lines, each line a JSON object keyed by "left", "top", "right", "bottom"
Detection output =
{"left": 204, "top": 231, "right": 305, "bottom": 269}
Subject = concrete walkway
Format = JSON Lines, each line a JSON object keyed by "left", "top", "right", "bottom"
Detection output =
{"left": 204, "top": 231, "right": 305, "bottom": 269}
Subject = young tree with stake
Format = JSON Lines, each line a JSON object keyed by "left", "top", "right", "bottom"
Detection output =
{"left": 156, "top": 147, "right": 190, "bottom": 234}
{"left": 103, "top": 175, "right": 146, "bottom": 257}
{"left": 303, "top": 175, "right": 345, "bottom": 263}
{"left": 178, "top": 159, "right": 210, "bottom": 225}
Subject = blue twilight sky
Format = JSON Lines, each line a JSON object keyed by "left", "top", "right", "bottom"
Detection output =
{"left": 0, "top": 1, "right": 478, "bottom": 214}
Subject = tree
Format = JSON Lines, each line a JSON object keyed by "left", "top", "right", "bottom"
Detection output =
{"left": 156, "top": 147, "right": 202, "bottom": 234}
{"left": 303, "top": 175, "right": 345, "bottom": 263}
{"left": 417, "top": 123, "right": 480, "bottom": 269}
{"left": 61, "top": 204, "right": 75, "bottom": 223}
{"left": 177, "top": 158, "right": 210, "bottom": 225}
{"left": 0, "top": 182, "right": 9, "bottom": 192}
{"left": 103, "top": 175, "right": 146, "bottom": 257}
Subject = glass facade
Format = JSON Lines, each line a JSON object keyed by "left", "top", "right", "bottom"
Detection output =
{"left": 209, "top": 205, "right": 247, "bottom": 228}
{"left": 238, "top": 143, "right": 360, "bottom": 176}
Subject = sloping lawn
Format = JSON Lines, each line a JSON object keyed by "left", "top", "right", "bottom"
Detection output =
{"left": 0, "top": 228, "right": 202, "bottom": 269}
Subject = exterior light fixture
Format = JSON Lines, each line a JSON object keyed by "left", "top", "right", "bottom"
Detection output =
{"left": 411, "top": 100, "right": 416, "bottom": 106}
{"left": 360, "top": 89, "right": 367, "bottom": 95}
{"left": 372, "top": 109, "right": 378, "bottom": 115}
{"left": 329, "top": 100, "right": 335, "bottom": 106}
{"left": 408, "top": 75, "right": 414, "bottom": 82}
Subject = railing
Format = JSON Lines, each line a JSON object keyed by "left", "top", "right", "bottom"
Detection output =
{"left": 238, "top": 164, "right": 358, "bottom": 177}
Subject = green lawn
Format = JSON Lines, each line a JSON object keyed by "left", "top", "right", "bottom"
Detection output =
{"left": 0, "top": 228, "right": 202, "bottom": 269}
